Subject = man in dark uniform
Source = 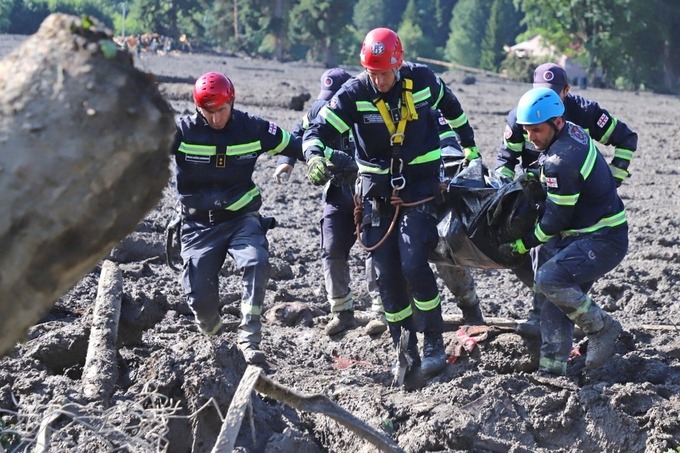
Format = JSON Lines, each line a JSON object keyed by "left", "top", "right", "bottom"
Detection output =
{"left": 275, "top": 70, "right": 485, "bottom": 338}
{"left": 302, "top": 28, "right": 480, "bottom": 379}
{"left": 501, "top": 87, "right": 627, "bottom": 376}
{"left": 171, "top": 71, "right": 302, "bottom": 364}
{"left": 496, "top": 62, "right": 638, "bottom": 336}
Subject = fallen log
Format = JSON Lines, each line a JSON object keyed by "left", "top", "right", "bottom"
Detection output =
{"left": 0, "top": 14, "right": 175, "bottom": 357}
{"left": 212, "top": 366, "right": 405, "bottom": 453}
{"left": 82, "top": 260, "right": 122, "bottom": 405}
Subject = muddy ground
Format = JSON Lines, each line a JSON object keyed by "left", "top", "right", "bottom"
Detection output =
{"left": 1, "top": 35, "right": 680, "bottom": 452}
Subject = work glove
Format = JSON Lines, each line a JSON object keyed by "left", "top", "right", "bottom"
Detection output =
{"left": 463, "top": 146, "right": 481, "bottom": 162}
{"left": 498, "top": 238, "right": 528, "bottom": 256}
{"left": 327, "top": 150, "right": 358, "bottom": 186}
{"left": 608, "top": 164, "right": 629, "bottom": 188}
{"left": 273, "top": 163, "right": 293, "bottom": 184}
{"left": 306, "top": 156, "right": 331, "bottom": 186}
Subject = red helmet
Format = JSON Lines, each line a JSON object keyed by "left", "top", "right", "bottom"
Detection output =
{"left": 193, "top": 72, "right": 235, "bottom": 109}
{"left": 360, "top": 28, "right": 403, "bottom": 71}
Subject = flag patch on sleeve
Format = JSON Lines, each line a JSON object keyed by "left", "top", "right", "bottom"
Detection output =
{"left": 268, "top": 122, "right": 277, "bottom": 135}
{"left": 545, "top": 176, "right": 558, "bottom": 188}
{"left": 597, "top": 113, "right": 609, "bottom": 128}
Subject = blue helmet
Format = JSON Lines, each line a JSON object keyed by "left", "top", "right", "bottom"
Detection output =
{"left": 516, "top": 87, "right": 565, "bottom": 125}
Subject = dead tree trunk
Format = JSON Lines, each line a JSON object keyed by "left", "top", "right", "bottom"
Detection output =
{"left": 0, "top": 14, "right": 175, "bottom": 357}
{"left": 82, "top": 260, "right": 122, "bottom": 405}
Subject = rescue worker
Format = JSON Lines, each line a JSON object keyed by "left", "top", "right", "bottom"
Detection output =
{"left": 273, "top": 68, "right": 387, "bottom": 336}
{"left": 303, "top": 28, "right": 480, "bottom": 379}
{"left": 500, "top": 87, "right": 627, "bottom": 376}
{"left": 276, "top": 75, "right": 485, "bottom": 337}
{"left": 495, "top": 62, "right": 638, "bottom": 336}
{"left": 171, "top": 71, "right": 302, "bottom": 365}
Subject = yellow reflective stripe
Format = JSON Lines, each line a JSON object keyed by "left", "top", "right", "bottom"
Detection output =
{"left": 267, "top": 130, "right": 291, "bottom": 155}
{"left": 600, "top": 117, "right": 617, "bottom": 145}
{"left": 227, "top": 141, "right": 261, "bottom": 156}
{"left": 447, "top": 113, "right": 468, "bottom": 129}
{"left": 356, "top": 100, "right": 377, "bottom": 112}
{"left": 539, "top": 357, "right": 567, "bottom": 374}
{"left": 563, "top": 209, "right": 627, "bottom": 236}
{"left": 580, "top": 139, "right": 597, "bottom": 180}
{"left": 301, "top": 114, "right": 311, "bottom": 130}
{"left": 226, "top": 186, "right": 260, "bottom": 211}
{"left": 178, "top": 142, "right": 216, "bottom": 155}
{"left": 385, "top": 304, "right": 413, "bottom": 323}
{"left": 319, "top": 106, "right": 351, "bottom": 134}
{"left": 567, "top": 296, "right": 592, "bottom": 321}
{"left": 610, "top": 166, "right": 628, "bottom": 179}
{"left": 506, "top": 139, "right": 524, "bottom": 152}
{"left": 411, "top": 86, "right": 430, "bottom": 104}
{"left": 497, "top": 166, "right": 515, "bottom": 179}
{"left": 241, "top": 303, "right": 262, "bottom": 316}
{"left": 439, "top": 129, "right": 457, "bottom": 141}
{"left": 413, "top": 294, "right": 441, "bottom": 312}
{"left": 409, "top": 148, "right": 440, "bottom": 165}
{"left": 548, "top": 192, "right": 579, "bottom": 206}
{"left": 614, "top": 147, "right": 634, "bottom": 161}
{"left": 303, "top": 138, "right": 325, "bottom": 153}
{"left": 534, "top": 223, "right": 553, "bottom": 243}
{"left": 357, "top": 161, "right": 389, "bottom": 174}
{"left": 432, "top": 81, "right": 445, "bottom": 108}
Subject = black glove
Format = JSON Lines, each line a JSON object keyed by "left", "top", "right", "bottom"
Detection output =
{"left": 327, "top": 150, "right": 358, "bottom": 186}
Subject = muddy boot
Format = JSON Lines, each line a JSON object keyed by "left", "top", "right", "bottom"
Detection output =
{"left": 365, "top": 312, "right": 388, "bottom": 335}
{"left": 421, "top": 332, "right": 446, "bottom": 378}
{"left": 392, "top": 330, "right": 420, "bottom": 386}
{"left": 198, "top": 317, "right": 223, "bottom": 336}
{"left": 585, "top": 314, "right": 622, "bottom": 369}
{"left": 459, "top": 303, "right": 485, "bottom": 326}
{"left": 238, "top": 342, "right": 266, "bottom": 365}
{"left": 516, "top": 311, "right": 540, "bottom": 338}
{"left": 325, "top": 310, "right": 356, "bottom": 336}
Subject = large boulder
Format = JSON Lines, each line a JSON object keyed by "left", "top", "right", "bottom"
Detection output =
{"left": 0, "top": 14, "right": 175, "bottom": 356}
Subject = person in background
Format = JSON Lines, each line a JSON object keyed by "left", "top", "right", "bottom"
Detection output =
{"left": 303, "top": 28, "right": 480, "bottom": 380}
{"left": 170, "top": 71, "right": 302, "bottom": 365}
{"left": 495, "top": 62, "right": 638, "bottom": 336}
{"left": 273, "top": 68, "right": 388, "bottom": 336}
{"left": 500, "top": 87, "right": 627, "bottom": 376}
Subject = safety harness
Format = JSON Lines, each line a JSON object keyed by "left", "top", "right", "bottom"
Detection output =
{"left": 354, "top": 76, "right": 436, "bottom": 251}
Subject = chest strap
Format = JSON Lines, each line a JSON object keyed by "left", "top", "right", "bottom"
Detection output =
{"left": 373, "top": 78, "right": 418, "bottom": 190}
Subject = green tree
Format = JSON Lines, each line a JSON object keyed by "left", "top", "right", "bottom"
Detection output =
{"left": 445, "top": 0, "right": 492, "bottom": 67}
{"left": 518, "top": 0, "right": 680, "bottom": 93}
{"left": 479, "top": 0, "right": 524, "bottom": 71}
{"left": 289, "top": 0, "right": 354, "bottom": 66}
{"left": 397, "top": 0, "right": 431, "bottom": 60}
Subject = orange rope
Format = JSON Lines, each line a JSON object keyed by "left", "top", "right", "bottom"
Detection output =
{"left": 354, "top": 189, "right": 435, "bottom": 252}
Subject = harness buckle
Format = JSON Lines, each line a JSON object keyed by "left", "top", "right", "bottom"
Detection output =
{"left": 391, "top": 175, "right": 406, "bottom": 190}
{"left": 390, "top": 133, "right": 405, "bottom": 146}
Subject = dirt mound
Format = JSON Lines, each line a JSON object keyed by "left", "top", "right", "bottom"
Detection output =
{"left": 1, "top": 37, "right": 679, "bottom": 452}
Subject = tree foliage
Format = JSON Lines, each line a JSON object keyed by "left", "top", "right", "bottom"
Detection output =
{"left": 445, "top": 0, "right": 492, "bottom": 67}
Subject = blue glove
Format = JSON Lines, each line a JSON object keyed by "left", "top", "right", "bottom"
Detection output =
{"left": 306, "top": 156, "right": 331, "bottom": 186}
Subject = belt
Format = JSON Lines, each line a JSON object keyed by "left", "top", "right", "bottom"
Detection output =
{"left": 183, "top": 207, "right": 240, "bottom": 224}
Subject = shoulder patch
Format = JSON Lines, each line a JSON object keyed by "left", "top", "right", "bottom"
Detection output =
{"left": 438, "top": 115, "right": 447, "bottom": 126}
{"left": 504, "top": 124, "right": 513, "bottom": 140}
{"left": 568, "top": 123, "right": 588, "bottom": 145}
{"left": 545, "top": 176, "right": 559, "bottom": 189}
{"left": 268, "top": 121, "right": 277, "bottom": 135}
{"left": 596, "top": 112, "right": 609, "bottom": 128}
{"left": 329, "top": 96, "right": 339, "bottom": 109}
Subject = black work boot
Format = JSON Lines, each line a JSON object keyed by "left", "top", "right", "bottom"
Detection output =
{"left": 421, "top": 332, "right": 446, "bottom": 378}
{"left": 585, "top": 314, "right": 622, "bottom": 369}
{"left": 459, "top": 303, "right": 485, "bottom": 325}
{"left": 325, "top": 310, "right": 356, "bottom": 336}
{"left": 516, "top": 311, "right": 541, "bottom": 337}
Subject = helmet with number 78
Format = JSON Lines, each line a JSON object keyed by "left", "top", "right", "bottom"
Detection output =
{"left": 193, "top": 72, "right": 235, "bottom": 109}
{"left": 360, "top": 28, "right": 403, "bottom": 71}
{"left": 516, "top": 87, "right": 564, "bottom": 125}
